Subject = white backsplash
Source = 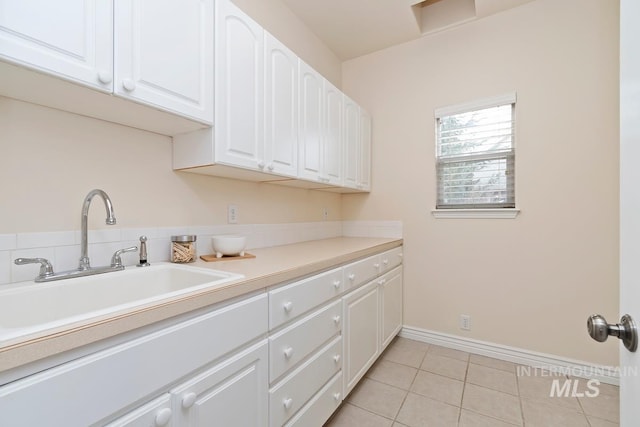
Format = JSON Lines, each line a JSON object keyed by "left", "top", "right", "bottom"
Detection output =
{"left": 0, "top": 220, "right": 402, "bottom": 285}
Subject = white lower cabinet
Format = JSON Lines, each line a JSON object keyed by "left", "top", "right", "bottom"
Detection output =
{"left": 0, "top": 245, "right": 403, "bottom": 427}
{"left": 0, "top": 293, "right": 268, "bottom": 427}
{"left": 283, "top": 372, "right": 342, "bottom": 427}
{"left": 269, "top": 336, "right": 342, "bottom": 427}
{"left": 380, "top": 266, "right": 403, "bottom": 350}
{"left": 342, "top": 280, "right": 381, "bottom": 396}
{"left": 170, "top": 340, "right": 268, "bottom": 427}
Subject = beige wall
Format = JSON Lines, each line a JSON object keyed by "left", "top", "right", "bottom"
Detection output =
{"left": 0, "top": 97, "right": 341, "bottom": 233}
{"left": 232, "top": 0, "right": 342, "bottom": 87}
{"left": 342, "top": 0, "right": 620, "bottom": 366}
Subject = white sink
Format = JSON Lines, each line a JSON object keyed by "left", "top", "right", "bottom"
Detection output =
{"left": 0, "top": 263, "right": 243, "bottom": 343}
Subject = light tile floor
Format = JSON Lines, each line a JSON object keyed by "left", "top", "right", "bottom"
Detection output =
{"left": 324, "top": 337, "right": 619, "bottom": 427}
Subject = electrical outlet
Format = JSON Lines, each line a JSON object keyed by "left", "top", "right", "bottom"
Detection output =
{"left": 322, "top": 208, "right": 329, "bottom": 220}
{"left": 228, "top": 204, "right": 238, "bottom": 224}
{"left": 459, "top": 314, "right": 471, "bottom": 331}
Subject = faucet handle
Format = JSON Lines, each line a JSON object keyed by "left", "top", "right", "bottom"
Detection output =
{"left": 14, "top": 258, "right": 54, "bottom": 279}
{"left": 111, "top": 246, "right": 138, "bottom": 268}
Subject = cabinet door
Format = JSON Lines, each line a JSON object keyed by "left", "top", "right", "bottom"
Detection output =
{"left": 298, "top": 60, "right": 324, "bottom": 182}
{"left": 323, "top": 80, "right": 343, "bottom": 186}
{"left": 359, "top": 109, "right": 372, "bottom": 191}
{"left": 380, "top": 267, "right": 403, "bottom": 350}
{"left": 343, "top": 95, "right": 360, "bottom": 189}
{"left": 171, "top": 340, "right": 268, "bottom": 427}
{"left": 0, "top": 0, "right": 112, "bottom": 91}
{"left": 214, "top": 0, "right": 264, "bottom": 170}
{"left": 105, "top": 394, "right": 173, "bottom": 427}
{"left": 264, "top": 32, "right": 298, "bottom": 178}
{"left": 114, "top": 0, "right": 213, "bottom": 124}
{"left": 342, "top": 280, "right": 380, "bottom": 396}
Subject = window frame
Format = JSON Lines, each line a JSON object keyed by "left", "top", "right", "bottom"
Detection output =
{"left": 433, "top": 93, "right": 518, "bottom": 215}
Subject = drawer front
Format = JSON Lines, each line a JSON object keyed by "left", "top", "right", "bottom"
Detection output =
{"left": 379, "top": 246, "right": 403, "bottom": 273}
{"left": 284, "top": 372, "right": 342, "bottom": 427}
{"left": 269, "top": 336, "right": 342, "bottom": 427}
{"left": 269, "top": 267, "right": 343, "bottom": 329}
{"left": 269, "top": 300, "right": 341, "bottom": 381}
{"left": 343, "top": 254, "right": 381, "bottom": 290}
{"left": 0, "top": 293, "right": 268, "bottom": 427}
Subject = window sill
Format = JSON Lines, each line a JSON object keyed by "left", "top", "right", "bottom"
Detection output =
{"left": 431, "top": 208, "right": 520, "bottom": 219}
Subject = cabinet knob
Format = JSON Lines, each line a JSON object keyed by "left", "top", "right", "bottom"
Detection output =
{"left": 333, "top": 354, "right": 341, "bottom": 363}
{"left": 383, "top": 259, "right": 389, "bottom": 265}
{"left": 333, "top": 280, "right": 341, "bottom": 289}
{"left": 283, "top": 301, "right": 293, "bottom": 312}
{"left": 182, "top": 392, "right": 197, "bottom": 409}
{"left": 154, "top": 408, "right": 172, "bottom": 426}
{"left": 258, "top": 161, "right": 265, "bottom": 169}
{"left": 374, "top": 263, "right": 380, "bottom": 269}
{"left": 122, "top": 79, "right": 136, "bottom": 91}
{"left": 267, "top": 163, "right": 275, "bottom": 171}
{"left": 333, "top": 392, "right": 341, "bottom": 402}
{"left": 379, "top": 278, "right": 387, "bottom": 285}
{"left": 283, "top": 346, "right": 294, "bottom": 359}
{"left": 398, "top": 253, "right": 403, "bottom": 258}
{"left": 97, "top": 71, "right": 112, "bottom": 84}
{"left": 333, "top": 315, "right": 341, "bottom": 325}
{"left": 348, "top": 273, "right": 355, "bottom": 281}
{"left": 283, "top": 397, "right": 293, "bottom": 410}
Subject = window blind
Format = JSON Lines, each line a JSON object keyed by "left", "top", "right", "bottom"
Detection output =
{"left": 436, "top": 100, "right": 515, "bottom": 209}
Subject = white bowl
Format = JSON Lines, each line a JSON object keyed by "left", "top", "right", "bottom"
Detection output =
{"left": 211, "top": 235, "right": 247, "bottom": 258}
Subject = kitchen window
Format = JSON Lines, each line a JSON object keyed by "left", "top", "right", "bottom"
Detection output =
{"left": 434, "top": 93, "right": 517, "bottom": 217}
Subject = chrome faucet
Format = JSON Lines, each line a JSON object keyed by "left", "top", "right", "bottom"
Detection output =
{"left": 79, "top": 189, "right": 116, "bottom": 270}
{"left": 14, "top": 189, "right": 138, "bottom": 282}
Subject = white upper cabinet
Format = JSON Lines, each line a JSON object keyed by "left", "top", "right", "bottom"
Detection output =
{"left": 343, "top": 95, "right": 360, "bottom": 189}
{"left": 114, "top": 0, "right": 213, "bottom": 124}
{"left": 0, "top": 0, "right": 113, "bottom": 91}
{"left": 298, "top": 62, "right": 344, "bottom": 187}
{"left": 359, "top": 109, "right": 372, "bottom": 191}
{"left": 214, "top": 0, "right": 265, "bottom": 171}
{"left": 323, "top": 80, "right": 344, "bottom": 186}
{"left": 298, "top": 60, "right": 324, "bottom": 182}
{"left": 264, "top": 32, "right": 298, "bottom": 178}
{"left": 343, "top": 97, "right": 372, "bottom": 192}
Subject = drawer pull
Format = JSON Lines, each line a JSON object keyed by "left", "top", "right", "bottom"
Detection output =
{"left": 333, "top": 354, "right": 341, "bottom": 363}
{"left": 154, "top": 408, "right": 172, "bottom": 426}
{"left": 348, "top": 273, "right": 355, "bottom": 281}
{"left": 333, "top": 392, "right": 341, "bottom": 402}
{"left": 333, "top": 315, "right": 341, "bottom": 325}
{"left": 283, "top": 397, "right": 293, "bottom": 410}
{"left": 283, "top": 347, "right": 294, "bottom": 359}
{"left": 283, "top": 301, "right": 293, "bottom": 312}
{"left": 182, "top": 392, "right": 197, "bottom": 409}
{"left": 333, "top": 280, "right": 341, "bottom": 289}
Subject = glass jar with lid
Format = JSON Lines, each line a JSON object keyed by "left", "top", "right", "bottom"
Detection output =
{"left": 171, "top": 235, "right": 197, "bottom": 263}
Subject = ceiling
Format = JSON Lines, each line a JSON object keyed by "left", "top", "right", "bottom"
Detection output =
{"left": 282, "top": 0, "right": 537, "bottom": 60}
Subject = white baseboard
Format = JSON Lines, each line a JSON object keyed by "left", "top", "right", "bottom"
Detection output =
{"left": 400, "top": 326, "right": 620, "bottom": 386}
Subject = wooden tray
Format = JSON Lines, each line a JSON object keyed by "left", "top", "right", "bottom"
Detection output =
{"left": 200, "top": 253, "right": 256, "bottom": 262}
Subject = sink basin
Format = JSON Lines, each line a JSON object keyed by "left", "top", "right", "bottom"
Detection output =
{"left": 0, "top": 263, "right": 243, "bottom": 343}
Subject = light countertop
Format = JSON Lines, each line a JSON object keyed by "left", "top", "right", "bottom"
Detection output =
{"left": 0, "top": 237, "right": 402, "bottom": 374}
